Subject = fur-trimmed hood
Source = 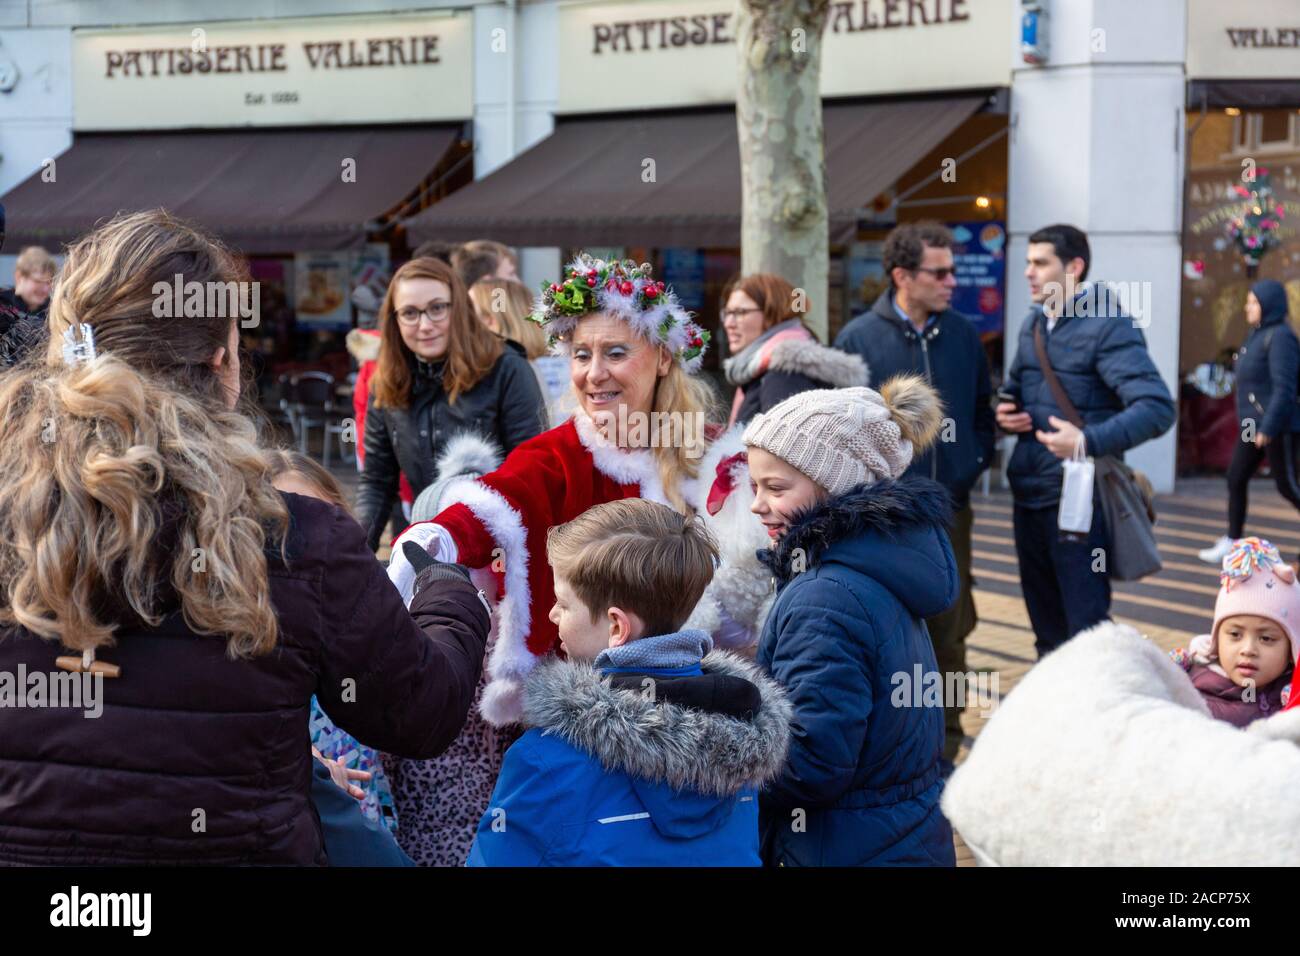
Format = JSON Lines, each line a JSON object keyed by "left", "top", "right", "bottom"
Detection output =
{"left": 760, "top": 477, "right": 954, "bottom": 614}
{"left": 522, "top": 650, "right": 792, "bottom": 798}
{"left": 346, "top": 327, "right": 382, "bottom": 364}
{"left": 725, "top": 319, "right": 867, "bottom": 389}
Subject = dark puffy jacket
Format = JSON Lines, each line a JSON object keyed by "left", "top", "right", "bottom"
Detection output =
{"left": 1234, "top": 279, "right": 1300, "bottom": 438}
{"left": 358, "top": 340, "right": 547, "bottom": 549}
{"left": 835, "top": 292, "right": 995, "bottom": 508}
{"left": 726, "top": 323, "right": 868, "bottom": 427}
{"left": 0, "top": 492, "right": 490, "bottom": 865}
{"left": 757, "top": 478, "right": 958, "bottom": 867}
{"left": 1002, "top": 285, "right": 1176, "bottom": 508}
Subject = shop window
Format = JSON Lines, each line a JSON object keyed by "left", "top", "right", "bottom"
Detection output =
{"left": 1259, "top": 110, "right": 1292, "bottom": 146}
{"left": 1225, "top": 110, "right": 1299, "bottom": 157}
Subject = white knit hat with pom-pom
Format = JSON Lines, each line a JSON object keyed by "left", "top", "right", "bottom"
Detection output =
{"left": 742, "top": 375, "right": 944, "bottom": 495}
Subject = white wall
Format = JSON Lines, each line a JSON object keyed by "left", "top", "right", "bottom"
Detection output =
{"left": 1006, "top": 0, "right": 1187, "bottom": 492}
{"left": 0, "top": 27, "right": 72, "bottom": 202}
{"left": 472, "top": 0, "right": 560, "bottom": 291}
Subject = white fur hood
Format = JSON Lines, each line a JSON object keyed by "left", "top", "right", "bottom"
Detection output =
{"left": 941, "top": 621, "right": 1300, "bottom": 865}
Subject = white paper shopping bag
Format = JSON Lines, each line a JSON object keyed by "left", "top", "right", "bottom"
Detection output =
{"left": 1057, "top": 440, "right": 1094, "bottom": 537}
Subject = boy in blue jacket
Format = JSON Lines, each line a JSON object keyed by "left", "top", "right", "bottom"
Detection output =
{"left": 467, "top": 498, "right": 791, "bottom": 866}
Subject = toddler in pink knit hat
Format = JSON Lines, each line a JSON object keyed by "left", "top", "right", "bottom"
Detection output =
{"left": 1171, "top": 537, "right": 1298, "bottom": 727}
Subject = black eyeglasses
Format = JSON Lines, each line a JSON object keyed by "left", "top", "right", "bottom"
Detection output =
{"left": 395, "top": 301, "right": 453, "bottom": 326}
{"left": 913, "top": 267, "right": 956, "bottom": 281}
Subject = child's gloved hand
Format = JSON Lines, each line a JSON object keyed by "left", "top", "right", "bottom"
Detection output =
{"left": 402, "top": 540, "right": 473, "bottom": 597}
{"left": 387, "top": 522, "right": 458, "bottom": 604}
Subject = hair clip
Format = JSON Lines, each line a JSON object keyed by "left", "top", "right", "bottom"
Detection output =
{"left": 61, "top": 322, "right": 97, "bottom": 368}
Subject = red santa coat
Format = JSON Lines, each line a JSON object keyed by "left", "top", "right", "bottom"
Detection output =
{"left": 427, "top": 411, "right": 769, "bottom": 725}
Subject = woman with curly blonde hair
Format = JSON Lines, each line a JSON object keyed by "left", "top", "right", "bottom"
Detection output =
{"left": 0, "top": 210, "right": 490, "bottom": 866}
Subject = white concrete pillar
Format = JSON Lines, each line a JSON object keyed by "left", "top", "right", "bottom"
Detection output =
{"left": 1006, "top": 0, "right": 1187, "bottom": 492}
{"left": 472, "top": 1, "right": 561, "bottom": 291}
{"left": 0, "top": 28, "right": 73, "bottom": 201}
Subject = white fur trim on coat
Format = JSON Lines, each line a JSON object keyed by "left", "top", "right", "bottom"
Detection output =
{"left": 682, "top": 424, "right": 773, "bottom": 646}
{"left": 940, "top": 621, "right": 1300, "bottom": 865}
{"left": 435, "top": 478, "right": 534, "bottom": 726}
{"left": 572, "top": 409, "right": 667, "bottom": 504}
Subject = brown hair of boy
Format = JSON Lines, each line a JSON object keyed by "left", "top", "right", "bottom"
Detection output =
{"left": 547, "top": 498, "right": 719, "bottom": 638}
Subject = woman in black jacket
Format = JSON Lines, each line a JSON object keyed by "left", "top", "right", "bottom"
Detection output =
{"left": 1199, "top": 279, "right": 1300, "bottom": 565}
{"left": 0, "top": 210, "right": 490, "bottom": 865}
{"left": 358, "top": 256, "right": 547, "bottom": 551}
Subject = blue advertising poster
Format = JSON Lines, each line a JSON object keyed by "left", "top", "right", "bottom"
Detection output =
{"left": 660, "top": 248, "right": 707, "bottom": 312}
{"left": 948, "top": 222, "right": 1007, "bottom": 337}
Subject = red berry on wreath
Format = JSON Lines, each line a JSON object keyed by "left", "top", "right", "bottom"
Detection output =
{"left": 620, "top": 281, "right": 634, "bottom": 295}
{"left": 586, "top": 276, "right": 596, "bottom": 287}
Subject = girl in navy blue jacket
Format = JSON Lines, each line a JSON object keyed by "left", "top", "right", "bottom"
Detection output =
{"left": 744, "top": 376, "right": 958, "bottom": 866}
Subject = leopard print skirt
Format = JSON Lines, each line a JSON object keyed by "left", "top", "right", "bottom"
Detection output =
{"left": 381, "top": 669, "right": 522, "bottom": 867}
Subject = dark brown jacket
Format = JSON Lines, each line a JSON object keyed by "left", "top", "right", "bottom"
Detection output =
{"left": 0, "top": 492, "right": 488, "bottom": 865}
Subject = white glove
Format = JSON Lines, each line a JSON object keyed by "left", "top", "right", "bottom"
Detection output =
{"left": 387, "top": 523, "right": 458, "bottom": 606}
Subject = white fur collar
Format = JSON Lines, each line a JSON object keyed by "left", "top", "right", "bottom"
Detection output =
{"left": 572, "top": 410, "right": 668, "bottom": 505}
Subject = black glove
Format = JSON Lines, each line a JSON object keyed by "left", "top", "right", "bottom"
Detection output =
{"left": 402, "top": 541, "right": 474, "bottom": 597}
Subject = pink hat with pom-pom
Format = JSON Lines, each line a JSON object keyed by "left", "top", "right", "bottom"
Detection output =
{"left": 1209, "top": 537, "right": 1300, "bottom": 663}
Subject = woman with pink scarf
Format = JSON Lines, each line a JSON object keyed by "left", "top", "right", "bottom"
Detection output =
{"left": 720, "top": 274, "right": 868, "bottom": 427}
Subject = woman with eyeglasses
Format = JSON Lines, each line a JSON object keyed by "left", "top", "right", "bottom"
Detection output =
{"left": 720, "top": 273, "right": 867, "bottom": 428}
{"left": 357, "top": 257, "right": 547, "bottom": 553}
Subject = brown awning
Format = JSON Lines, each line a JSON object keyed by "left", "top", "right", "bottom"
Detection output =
{"left": 404, "top": 96, "right": 985, "bottom": 248}
{"left": 0, "top": 126, "right": 461, "bottom": 254}
{"left": 1188, "top": 80, "right": 1300, "bottom": 110}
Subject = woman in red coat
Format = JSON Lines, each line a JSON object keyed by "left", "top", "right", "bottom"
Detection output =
{"left": 388, "top": 255, "right": 775, "bottom": 728}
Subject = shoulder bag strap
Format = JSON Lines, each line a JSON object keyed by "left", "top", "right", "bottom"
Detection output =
{"left": 1032, "top": 318, "right": 1086, "bottom": 431}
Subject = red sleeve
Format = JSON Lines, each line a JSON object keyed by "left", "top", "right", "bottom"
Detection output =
{"left": 433, "top": 426, "right": 575, "bottom": 570}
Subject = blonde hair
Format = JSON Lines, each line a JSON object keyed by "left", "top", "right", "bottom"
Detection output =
{"left": 15, "top": 246, "right": 56, "bottom": 278}
{"left": 371, "top": 256, "right": 504, "bottom": 408}
{"left": 651, "top": 360, "right": 719, "bottom": 513}
{"left": 0, "top": 209, "right": 289, "bottom": 658}
{"left": 470, "top": 277, "right": 547, "bottom": 360}
{"left": 266, "top": 448, "right": 350, "bottom": 512}
{"left": 547, "top": 498, "right": 718, "bottom": 636}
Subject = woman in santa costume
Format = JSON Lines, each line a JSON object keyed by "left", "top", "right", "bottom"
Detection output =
{"left": 387, "top": 253, "right": 773, "bottom": 728}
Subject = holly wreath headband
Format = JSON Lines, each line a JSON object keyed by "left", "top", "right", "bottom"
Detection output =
{"left": 528, "top": 253, "right": 710, "bottom": 373}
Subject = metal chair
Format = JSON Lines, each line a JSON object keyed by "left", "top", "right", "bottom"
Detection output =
{"left": 291, "top": 371, "right": 355, "bottom": 468}
{"left": 265, "top": 373, "right": 299, "bottom": 442}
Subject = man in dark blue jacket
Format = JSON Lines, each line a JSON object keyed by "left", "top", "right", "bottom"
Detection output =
{"left": 996, "top": 224, "right": 1175, "bottom": 657}
{"left": 835, "top": 222, "right": 994, "bottom": 770}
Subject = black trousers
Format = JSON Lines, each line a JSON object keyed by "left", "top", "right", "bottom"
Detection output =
{"left": 1013, "top": 503, "right": 1111, "bottom": 659}
{"left": 1226, "top": 432, "right": 1300, "bottom": 540}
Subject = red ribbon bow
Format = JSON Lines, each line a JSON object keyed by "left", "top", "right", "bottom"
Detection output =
{"left": 706, "top": 451, "right": 748, "bottom": 516}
